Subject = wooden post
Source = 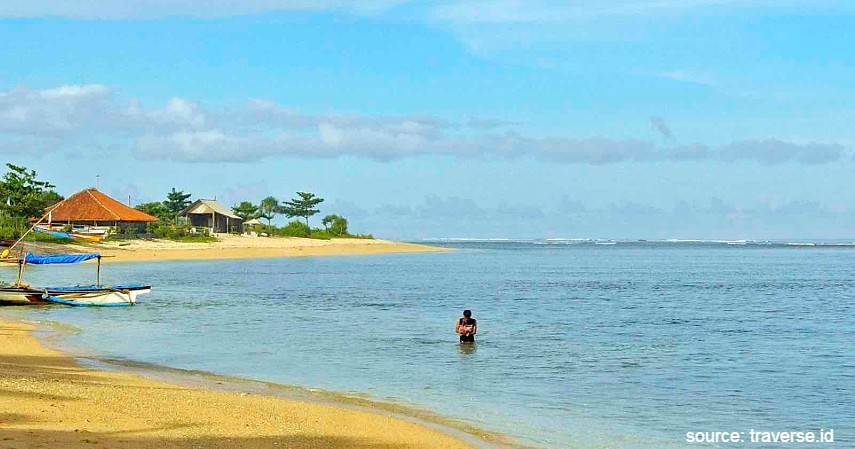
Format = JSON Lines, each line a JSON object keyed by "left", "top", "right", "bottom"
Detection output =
{"left": 96, "top": 256, "right": 102, "bottom": 286}
{"left": 15, "top": 259, "right": 24, "bottom": 286}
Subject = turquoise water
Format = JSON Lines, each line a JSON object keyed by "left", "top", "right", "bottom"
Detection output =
{"left": 5, "top": 241, "right": 854, "bottom": 448}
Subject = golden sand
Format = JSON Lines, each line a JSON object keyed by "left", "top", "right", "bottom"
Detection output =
{"left": 0, "top": 318, "right": 479, "bottom": 449}
{"left": 91, "top": 235, "right": 448, "bottom": 263}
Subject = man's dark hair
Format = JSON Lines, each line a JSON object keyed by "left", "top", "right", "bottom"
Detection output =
{"left": 463, "top": 309, "right": 472, "bottom": 318}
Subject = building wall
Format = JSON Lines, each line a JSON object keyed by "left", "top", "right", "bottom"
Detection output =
{"left": 186, "top": 213, "right": 242, "bottom": 233}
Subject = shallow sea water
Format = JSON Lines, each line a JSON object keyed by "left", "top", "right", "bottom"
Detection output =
{"left": 5, "top": 241, "right": 854, "bottom": 448}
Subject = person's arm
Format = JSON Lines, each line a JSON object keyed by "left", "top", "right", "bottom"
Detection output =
{"left": 471, "top": 323, "right": 477, "bottom": 335}
{"left": 455, "top": 319, "right": 462, "bottom": 335}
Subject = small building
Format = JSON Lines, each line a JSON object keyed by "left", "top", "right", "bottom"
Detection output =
{"left": 178, "top": 199, "right": 243, "bottom": 234}
{"left": 44, "top": 188, "right": 158, "bottom": 228}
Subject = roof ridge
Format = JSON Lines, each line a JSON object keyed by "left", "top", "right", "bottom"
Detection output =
{"left": 87, "top": 190, "right": 121, "bottom": 220}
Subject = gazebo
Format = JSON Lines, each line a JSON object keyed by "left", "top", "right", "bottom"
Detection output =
{"left": 178, "top": 199, "right": 243, "bottom": 234}
{"left": 44, "top": 189, "right": 158, "bottom": 228}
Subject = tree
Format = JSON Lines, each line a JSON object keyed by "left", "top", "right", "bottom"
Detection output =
{"left": 135, "top": 202, "right": 169, "bottom": 220}
{"left": 321, "top": 214, "right": 349, "bottom": 236}
{"left": 330, "top": 216, "right": 348, "bottom": 236}
{"left": 162, "top": 188, "right": 192, "bottom": 222}
{"left": 37, "top": 190, "right": 64, "bottom": 210}
{"left": 0, "top": 163, "right": 59, "bottom": 219}
{"left": 281, "top": 192, "right": 324, "bottom": 228}
{"left": 232, "top": 201, "right": 260, "bottom": 220}
{"left": 321, "top": 214, "right": 337, "bottom": 231}
{"left": 259, "top": 196, "right": 279, "bottom": 226}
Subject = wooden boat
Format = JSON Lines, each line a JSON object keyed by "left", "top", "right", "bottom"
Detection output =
{"left": 33, "top": 226, "right": 105, "bottom": 242}
{"left": 44, "top": 284, "right": 151, "bottom": 307}
{"left": 0, "top": 284, "right": 46, "bottom": 304}
{"left": 10, "top": 253, "right": 152, "bottom": 307}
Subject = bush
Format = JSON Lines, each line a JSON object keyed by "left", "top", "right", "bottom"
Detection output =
{"left": 145, "top": 221, "right": 214, "bottom": 241}
{"left": 277, "top": 220, "right": 311, "bottom": 238}
{"left": 0, "top": 215, "right": 28, "bottom": 239}
{"left": 308, "top": 230, "right": 333, "bottom": 240}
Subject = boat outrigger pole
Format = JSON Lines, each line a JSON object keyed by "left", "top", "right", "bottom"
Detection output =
{"left": 15, "top": 259, "right": 25, "bottom": 286}
{"left": 96, "top": 255, "right": 101, "bottom": 286}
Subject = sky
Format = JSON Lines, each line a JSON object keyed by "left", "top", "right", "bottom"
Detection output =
{"left": 1, "top": 1, "right": 854, "bottom": 239}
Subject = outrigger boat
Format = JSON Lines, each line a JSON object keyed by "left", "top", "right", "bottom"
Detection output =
{"left": 5, "top": 253, "right": 151, "bottom": 307}
{"left": 0, "top": 283, "right": 46, "bottom": 305}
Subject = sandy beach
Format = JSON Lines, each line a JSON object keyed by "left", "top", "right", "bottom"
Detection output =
{"left": 0, "top": 318, "right": 482, "bottom": 449}
{"left": 21, "top": 234, "right": 448, "bottom": 263}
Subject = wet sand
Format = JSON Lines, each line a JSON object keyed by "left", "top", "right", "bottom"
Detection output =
{"left": 0, "top": 318, "right": 479, "bottom": 449}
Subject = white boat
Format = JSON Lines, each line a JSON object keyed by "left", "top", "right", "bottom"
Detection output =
{"left": 11, "top": 252, "right": 152, "bottom": 307}
{"left": 44, "top": 284, "right": 151, "bottom": 307}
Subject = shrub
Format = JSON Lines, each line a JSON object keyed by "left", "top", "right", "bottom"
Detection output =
{"left": 0, "top": 215, "right": 27, "bottom": 239}
{"left": 277, "top": 220, "right": 311, "bottom": 238}
{"left": 308, "top": 230, "right": 333, "bottom": 240}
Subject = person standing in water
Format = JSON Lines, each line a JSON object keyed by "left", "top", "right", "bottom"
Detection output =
{"left": 456, "top": 309, "right": 477, "bottom": 343}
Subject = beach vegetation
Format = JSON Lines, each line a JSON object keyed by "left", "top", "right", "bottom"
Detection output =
{"left": 322, "top": 214, "right": 349, "bottom": 236}
{"left": 259, "top": 196, "right": 279, "bottom": 225}
{"left": 134, "top": 201, "right": 170, "bottom": 220}
{"left": 0, "top": 163, "right": 63, "bottom": 220}
{"left": 146, "top": 221, "right": 216, "bottom": 242}
{"left": 281, "top": 192, "right": 324, "bottom": 227}
{"left": 276, "top": 220, "right": 311, "bottom": 238}
{"left": 232, "top": 201, "right": 260, "bottom": 220}
{"left": 0, "top": 214, "right": 28, "bottom": 239}
{"left": 162, "top": 188, "right": 192, "bottom": 222}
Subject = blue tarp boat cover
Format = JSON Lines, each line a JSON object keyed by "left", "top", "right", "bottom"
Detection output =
{"left": 24, "top": 253, "right": 100, "bottom": 265}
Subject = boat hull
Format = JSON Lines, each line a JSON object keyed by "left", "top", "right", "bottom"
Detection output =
{"left": 45, "top": 285, "right": 151, "bottom": 307}
{"left": 0, "top": 287, "right": 46, "bottom": 304}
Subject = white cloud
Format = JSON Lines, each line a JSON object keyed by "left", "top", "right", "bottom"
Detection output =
{"left": 0, "top": 85, "right": 112, "bottom": 136}
{"left": 1, "top": 84, "right": 849, "bottom": 165}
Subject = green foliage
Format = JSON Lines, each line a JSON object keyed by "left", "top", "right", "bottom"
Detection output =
{"left": 281, "top": 192, "right": 324, "bottom": 227}
{"left": 0, "top": 214, "right": 28, "bottom": 239}
{"left": 232, "top": 201, "right": 260, "bottom": 220}
{"left": 37, "top": 190, "right": 64, "bottom": 209}
{"left": 162, "top": 188, "right": 192, "bottom": 221}
{"left": 321, "top": 214, "right": 349, "bottom": 236}
{"left": 135, "top": 201, "right": 169, "bottom": 219}
{"left": 308, "top": 230, "right": 333, "bottom": 240}
{"left": 146, "top": 222, "right": 215, "bottom": 242}
{"left": 259, "top": 196, "right": 279, "bottom": 225}
{"left": 276, "top": 220, "right": 311, "bottom": 238}
{"left": 0, "top": 163, "right": 60, "bottom": 219}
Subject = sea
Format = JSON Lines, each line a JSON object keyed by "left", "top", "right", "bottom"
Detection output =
{"left": 3, "top": 239, "right": 854, "bottom": 449}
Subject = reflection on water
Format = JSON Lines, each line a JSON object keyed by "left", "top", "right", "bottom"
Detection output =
{"left": 7, "top": 242, "right": 855, "bottom": 449}
{"left": 458, "top": 343, "right": 478, "bottom": 356}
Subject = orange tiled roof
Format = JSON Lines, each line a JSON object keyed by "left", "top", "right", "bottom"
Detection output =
{"left": 46, "top": 189, "right": 158, "bottom": 223}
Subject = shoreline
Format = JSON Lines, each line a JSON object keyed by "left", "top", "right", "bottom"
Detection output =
{"left": 0, "top": 316, "right": 513, "bottom": 449}
{"left": 71, "top": 235, "right": 449, "bottom": 263}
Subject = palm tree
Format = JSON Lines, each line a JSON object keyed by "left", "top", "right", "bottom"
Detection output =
{"left": 259, "top": 196, "right": 279, "bottom": 226}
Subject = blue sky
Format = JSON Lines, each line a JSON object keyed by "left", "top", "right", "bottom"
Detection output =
{"left": 1, "top": 1, "right": 854, "bottom": 239}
